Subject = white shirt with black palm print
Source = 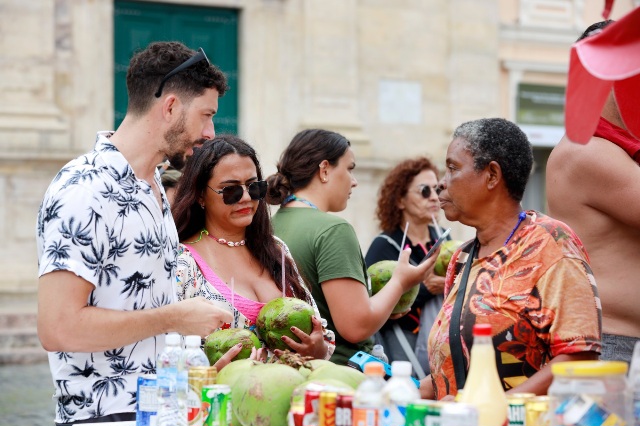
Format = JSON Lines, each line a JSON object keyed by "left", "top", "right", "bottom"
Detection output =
{"left": 36, "top": 131, "right": 178, "bottom": 423}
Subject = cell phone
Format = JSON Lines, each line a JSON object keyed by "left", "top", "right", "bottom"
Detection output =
{"left": 420, "top": 227, "right": 451, "bottom": 263}
{"left": 347, "top": 351, "right": 421, "bottom": 388}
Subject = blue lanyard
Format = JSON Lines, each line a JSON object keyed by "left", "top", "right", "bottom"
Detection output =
{"left": 282, "top": 194, "right": 319, "bottom": 210}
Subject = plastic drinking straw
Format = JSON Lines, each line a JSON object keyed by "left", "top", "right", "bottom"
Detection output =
{"left": 398, "top": 221, "right": 409, "bottom": 261}
{"left": 281, "top": 245, "right": 286, "bottom": 298}
{"left": 431, "top": 214, "right": 443, "bottom": 239}
{"left": 230, "top": 276, "right": 235, "bottom": 311}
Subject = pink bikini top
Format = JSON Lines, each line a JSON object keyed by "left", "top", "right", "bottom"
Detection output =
{"left": 182, "top": 244, "right": 266, "bottom": 322}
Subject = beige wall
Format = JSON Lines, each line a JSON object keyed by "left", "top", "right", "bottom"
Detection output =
{"left": 0, "top": 0, "right": 636, "bottom": 301}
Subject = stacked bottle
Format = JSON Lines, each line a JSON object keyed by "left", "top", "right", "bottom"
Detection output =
{"left": 157, "top": 333, "right": 186, "bottom": 426}
{"left": 381, "top": 361, "right": 420, "bottom": 426}
{"left": 181, "top": 335, "right": 210, "bottom": 426}
{"left": 458, "top": 324, "right": 508, "bottom": 426}
{"left": 352, "top": 362, "right": 386, "bottom": 426}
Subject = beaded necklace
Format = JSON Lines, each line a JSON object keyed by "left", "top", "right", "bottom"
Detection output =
{"left": 282, "top": 194, "right": 319, "bottom": 210}
{"left": 504, "top": 211, "right": 527, "bottom": 245}
{"left": 188, "top": 228, "right": 246, "bottom": 247}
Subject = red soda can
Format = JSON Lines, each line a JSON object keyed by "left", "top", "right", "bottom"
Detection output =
{"left": 304, "top": 389, "right": 322, "bottom": 425}
{"left": 336, "top": 393, "right": 353, "bottom": 426}
{"left": 319, "top": 391, "right": 338, "bottom": 426}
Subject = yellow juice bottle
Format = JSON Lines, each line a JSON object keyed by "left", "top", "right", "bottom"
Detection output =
{"left": 459, "top": 323, "right": 509, "bottom": 426}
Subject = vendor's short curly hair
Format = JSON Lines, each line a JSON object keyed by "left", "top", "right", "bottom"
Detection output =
{"left": 453, "top": 118, "right": 533, "bottom": 202}
{"left": 376, "top": 157, "right": 439, "bottom": 233}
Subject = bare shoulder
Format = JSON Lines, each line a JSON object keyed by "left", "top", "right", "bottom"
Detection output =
{"left": 549, "top": 135, "right": 628, "bottom": 178}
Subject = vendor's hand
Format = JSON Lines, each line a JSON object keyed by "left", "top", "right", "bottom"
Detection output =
{"left": 279, "top": 316, "right": 327, "bottom": 359}
{"left": 389, "top": 308, "right": 411, "bottom": 320}
{"left": 393, "top": 248, "right": 438, "bottom": 292}
{"left": 424, "top": 275, "right": 446, "bottom": 295}
{"left": 419, "top": 375, "right": 435, "bottom": 399}
{"left": 213, "top": 342, "right": 244, "bottom": 372}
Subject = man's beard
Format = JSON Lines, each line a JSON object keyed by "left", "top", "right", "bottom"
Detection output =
{"left": 163, "top": 113, "right": 203, "bottom": 170}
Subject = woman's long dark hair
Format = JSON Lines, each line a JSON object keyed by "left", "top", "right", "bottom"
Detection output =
{"left": 172, "top": 135, "right": 311, "bottom": 303}
{"left": 265, "top": 129, "right": 351, "bottom": 205}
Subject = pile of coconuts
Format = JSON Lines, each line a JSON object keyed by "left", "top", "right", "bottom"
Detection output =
{"left": 203, "top": 297, "right": 366, "bottom": 426}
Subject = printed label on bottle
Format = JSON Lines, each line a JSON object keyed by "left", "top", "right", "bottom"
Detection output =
{"left": 352, "top": 407, "right": 379, "bottom": 426}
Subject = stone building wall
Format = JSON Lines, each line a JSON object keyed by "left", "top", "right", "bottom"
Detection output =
{"left": 0, "top": 0, "right": 636, "bottom": 303}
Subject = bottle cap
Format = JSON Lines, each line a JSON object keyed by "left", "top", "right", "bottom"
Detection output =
{"left": 472, "top": 324, "right": 492, "bottom": 336}
{"left": 185, "top": 335, "right": 201, "bottom": 347}
{"left": 391, "top": 360, "right": 412, "bottom": 376}
{"left": 363, "top": 362, "right": 385, "bottom": 376}
{"left": 165, "top": 333, "right": 181, "bottom": 345}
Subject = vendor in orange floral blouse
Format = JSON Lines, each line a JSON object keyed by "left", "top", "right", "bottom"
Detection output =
{"left": 419, "top": 118, "right": 602, "bottom": 400}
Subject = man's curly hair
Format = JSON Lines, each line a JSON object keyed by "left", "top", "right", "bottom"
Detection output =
{"left": 126, "top": 41, "right": 229, "bottom": 115}
{"left": 376, "top": 157, "right": 439, "bottom": 233}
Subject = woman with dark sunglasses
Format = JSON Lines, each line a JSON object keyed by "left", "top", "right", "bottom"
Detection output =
{"left": 172, "top": 135, "right": 332, "bottom": 368}
{"left": 266, "top": 129, "right": 437, "bottom": 365}
{"left": 364, "top": 157, "right": 450, "bottom": 378}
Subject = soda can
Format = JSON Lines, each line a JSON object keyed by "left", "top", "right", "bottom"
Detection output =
{"left": 304, "top": 388, "right": 322, "bottom": 425}
{"left": 440, "top": 402, "right": 478, "bottom": 426}
{"left": 405, "top": 400, "right": 433, "bottom": 426}
{"left": 526, "top": 395, "right": 551, "bottom": 426}
{"left": 188, "top": 366, "right": 217, "bottom": 426}
{"left": 202, "top": 384, "right": 232, "bottom": 426}
{"left": 425, "top": 400, "right": 452, "bottom": 425}
{"left": 136, "top": 374, "right": 158, "bottom": 426}
{"left": 319, "top": 391, "right": 338, "bottom": 426}
{"left": 336, "top": 393, "right": 353, "bottom": 426}
{"left": 507, "top": 393, "right": 535, "bottom": 426}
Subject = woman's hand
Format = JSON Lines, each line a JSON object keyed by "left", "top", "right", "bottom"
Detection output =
{"left": 212, "top": 342, "right": 244, "bottom": 372}
{"left": 278, "top": 316, "right": 328, "bottom": 359}
{"left": 249, "top": 345, "right": 268, "bottom": 362}
{"left": 423, "top": 275, "right": 446, "bottom": 295}
{"left": 419, "top": 375, "right": 435, "bottom": 399}
{"left": 393, "top": 248, "right": 439, "bottom": 292}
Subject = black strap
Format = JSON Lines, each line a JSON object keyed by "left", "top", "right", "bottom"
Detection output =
{"left": 449, "top": 238, "right": 478, "bottom": 391}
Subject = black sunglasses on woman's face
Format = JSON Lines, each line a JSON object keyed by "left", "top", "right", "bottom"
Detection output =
{"left": 155, "top": 47, "right": 210, "bottom": 98}
{"left": 207, "top": 180, "right": 268, "bottom": 205}
{"left": 416, "top": 184, "right": 439, "bottom": 199}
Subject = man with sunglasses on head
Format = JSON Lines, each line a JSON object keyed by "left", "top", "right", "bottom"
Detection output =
{"left": 36, "top": 41, "right": 234, "bottom": 425}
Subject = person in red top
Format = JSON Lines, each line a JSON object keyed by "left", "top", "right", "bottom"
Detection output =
{"left": 547, "top": 21, "right": 640, "bottom": 363}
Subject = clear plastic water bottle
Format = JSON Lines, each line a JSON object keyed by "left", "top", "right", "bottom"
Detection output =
{"left": 180, "top": 335, "right": 209, "bottom": 426}
{"left": 157, "top": 333, "right": 186, "bottom": 426}
{"left": 381, "top": 361, "right": 420, "bottom": 426}
{"left": 352, "top": 362, "right": 387, "bottom": 426}
{"left": 371, "top": 344, "right": 389, "bottom": 364}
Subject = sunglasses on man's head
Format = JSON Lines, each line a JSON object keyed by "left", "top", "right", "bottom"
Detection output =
{"left": 155, "top": 47, "right": 211, "bottom": 98}
{"left": 416, "top": 184, "right": 439, "bottom": 199}
{"left": 208, "top": 180, "right": 268, "bottom": 205}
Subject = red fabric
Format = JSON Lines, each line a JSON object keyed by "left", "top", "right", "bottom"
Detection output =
{"left": 565, "top": 7, "right": 640, "bottom": 144}
{"left": 594, "top": 117, "right": 640, "bottom": 165}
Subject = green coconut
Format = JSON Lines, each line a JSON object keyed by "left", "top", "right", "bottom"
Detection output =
{"left": 216, "top": 359, "right": 261, "bottom": 426}
{"left": 434, "top": 240, "right": 464, "bottom": 276}
{"left": 306, "top": 364, "right": 367, "bottom": 390}
{"left": 308, "top": 358, "right": 334, "bottom": 371}
{"left": 368, "top": 260, "right": 420, "bottom": 314}
{"left": 256, "top": 297, "right": 315, "bottom": 351}
{"left": 216, "top": 358, "right": 261, "bottom": 387}
{"left": 232, "top": 363, "right": 306, "bottom": 426}
{"left": 204, "top": 328, "right": 261, "bottom": 365}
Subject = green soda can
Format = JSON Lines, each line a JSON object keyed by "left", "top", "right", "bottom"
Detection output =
{"left": 405, "top": 400, "right": 433, "bottom": 426}
{"left": 202, "top": 384, "right": 232, "bottom": 426}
